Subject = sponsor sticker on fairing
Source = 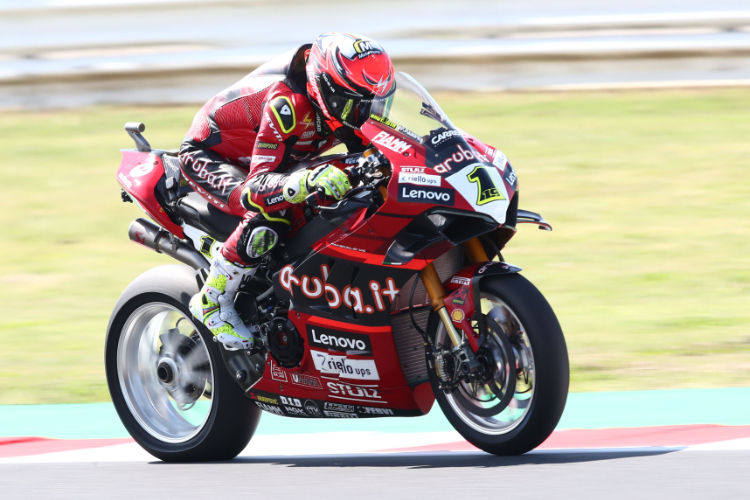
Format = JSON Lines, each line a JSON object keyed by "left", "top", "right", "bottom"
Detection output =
{"left": 358, "top": 406, "right": 394, "bottom": 415}
{"left": 324, "top": 402, "right": 354, "bottom": 412}
{"left": 255, "top": 402, "right": 283, "bottom": 415}
{"left": 311, "top": 351, "right": 380, "bottom": 380}
{"left": 373, "top": 131, "right": 411, "bottom": 154}
{"left": 450, "top": 276, "right": 471, "bottom": 286}
{"left": 397, "top": 185, "right": 455, "bottom": 206}
{"left": 284, "top": 406, "right": 308, "bottom": 416}
{"left": 308, "top": 327, "right": 372, "bottom": 353}
{"left": 291, "top": 373, "right": 322, "bottom": 389}
{"left": 324, "top": 411, "right": 358, "bottom": 418}
{"left": 398, "top": 172, "right": 441, "bottom": 187}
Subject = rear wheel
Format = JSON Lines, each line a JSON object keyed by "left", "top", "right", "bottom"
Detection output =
{"left": 428, "top": 273, "right": 569, "bottom": 455}
{"left": 105, "top": 265, "right": 261, "bottom": 462}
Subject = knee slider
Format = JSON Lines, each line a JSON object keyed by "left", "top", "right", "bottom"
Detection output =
{"left": 246, "top": 226, "right": 279, "bottom": 259}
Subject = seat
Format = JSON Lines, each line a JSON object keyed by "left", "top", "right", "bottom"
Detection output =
{"left": 177, "top": 192, "right": 242, "bottom": 242}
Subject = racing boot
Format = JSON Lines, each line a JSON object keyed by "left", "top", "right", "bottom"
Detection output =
{"left": 189, "top": 254, "right": 260, "bottom": 350}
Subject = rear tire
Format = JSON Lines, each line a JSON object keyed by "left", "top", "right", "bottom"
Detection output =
{"left": 105, "top": 264, "right": 261, "bottom": 462}
{"left": 428, "top": 273, "right": 569, "bottom": 455}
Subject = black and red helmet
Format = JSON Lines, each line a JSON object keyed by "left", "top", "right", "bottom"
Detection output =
{"left": 306, "top": 33, "right": 395, "bottom": 139}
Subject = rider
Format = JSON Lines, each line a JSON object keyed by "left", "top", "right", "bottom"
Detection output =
{"left": 179, "top": 33, "right": 395, "bottom": 350}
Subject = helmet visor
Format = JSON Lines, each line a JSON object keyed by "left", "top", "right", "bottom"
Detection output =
{"left": 318, "top": 73, "right": 376, "bottom": 129}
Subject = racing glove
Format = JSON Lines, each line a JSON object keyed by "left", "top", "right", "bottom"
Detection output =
{"left": 282, "top": 165, "right": 352, "bottom": 204}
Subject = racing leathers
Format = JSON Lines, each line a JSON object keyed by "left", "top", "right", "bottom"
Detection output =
{"left": 179, "top": 45, "right": 367, "bottom": 348}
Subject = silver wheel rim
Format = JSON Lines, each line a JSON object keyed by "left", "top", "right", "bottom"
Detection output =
{"left": 437, "top": 293, "right": 536, "bottom": 435}
{"left": 117, "top": 303, "right": 214, "bottom": 444}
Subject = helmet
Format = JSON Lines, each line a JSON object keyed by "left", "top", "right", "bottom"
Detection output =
{"left": 306, "top": 33, "right": 395, "bottom": 140}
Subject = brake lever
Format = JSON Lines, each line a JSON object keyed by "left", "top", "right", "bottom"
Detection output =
{"left": 305, "top": 187, "right": 326, "bottom": 209}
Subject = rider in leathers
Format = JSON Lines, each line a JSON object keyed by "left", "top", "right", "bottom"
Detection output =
{"left": 180, "top": 33, "right": 395, "bottom": 349}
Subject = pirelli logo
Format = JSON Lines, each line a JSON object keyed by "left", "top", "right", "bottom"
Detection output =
{"left": 257, "top": 142, "right": 278, "bottom": 150}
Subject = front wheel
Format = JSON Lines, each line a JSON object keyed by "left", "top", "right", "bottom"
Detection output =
{"left": 427, "top": 273, "right": 569, "bottom": 455}
{"left": 105, "top": 264, "right": 261, "bottom": 462}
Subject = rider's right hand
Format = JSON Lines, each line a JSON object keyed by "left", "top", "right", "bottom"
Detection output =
{"left": 282, "top": 164, "right": 352, "bottom": 204}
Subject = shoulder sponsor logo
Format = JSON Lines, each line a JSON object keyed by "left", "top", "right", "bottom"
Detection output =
{"left": 324, "top": 410, "right": 358, "bottom": 418}
{"left": 255, "top": 402, "right": 284, "bottom": 415}
{"left": 324, "top": 402, "right": 354, "bottom": 412}
{"left": 358, "top": 406, "right": 394, "bottom": 415}
{"left": 300, "top": 111, "right": 314, "bottom": 130}
{"left": 327, "top": 382, "right": 383, "bottom": 402}
{"left": 373, "top": 131, "right": 411, "bottom": 154}
{"left": 265, "top": 114, "right": 284, "bottom": 141}
{"left": 308, "top": 327, "right": 372, "bottom": 353}
{"left": 256, "top": 142, "right": 279, "bottom": 150}
{"left": 311, "top": 351, "right": 380, "bottom": 380}
{"left": 398, "top": 172, "right": 441, "bottom": 187}
{"left": 450, "top": 276, "right": 471, "bottom": 286}
{"left": 251, "top": 155, "right": 277, "bottom": 166}
{"left": 291, "top": 372, "right": 322, "bottom": 389}
{"left": 398, "top": 185, "right": 455, "bottom": 206}
{"left": 270, "top": 96, "right": 296, "bottom": 134}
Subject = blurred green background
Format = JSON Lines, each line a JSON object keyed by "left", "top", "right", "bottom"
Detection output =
{"left": 1, "top": 88, "right": 748, "bottom": 404}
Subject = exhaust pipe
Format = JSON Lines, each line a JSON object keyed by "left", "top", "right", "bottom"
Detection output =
{"left": 128, "top": 218, "right": 209, "bottom": 270}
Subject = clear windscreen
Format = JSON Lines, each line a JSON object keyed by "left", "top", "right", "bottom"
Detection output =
{"left": 369, "top": 72, "right": 457, "bottom": 145}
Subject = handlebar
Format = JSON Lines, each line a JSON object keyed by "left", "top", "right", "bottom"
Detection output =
{"left": 304, "top": 152, "right": 389, "bottom": 210}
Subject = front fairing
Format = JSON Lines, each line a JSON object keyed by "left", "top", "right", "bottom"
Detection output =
{"left": 361, "top": 73, "right": 517, "bottom": 225}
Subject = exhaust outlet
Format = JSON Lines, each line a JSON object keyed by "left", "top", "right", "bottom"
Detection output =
{"left": 128, "top": 218, "right": 209, "bottom": 270}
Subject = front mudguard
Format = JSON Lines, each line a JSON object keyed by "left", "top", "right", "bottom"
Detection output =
{"left": 442, "top": 261, "right": 522, "bottom": 351}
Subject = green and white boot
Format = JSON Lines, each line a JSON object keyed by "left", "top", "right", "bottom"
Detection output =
{"left": 189, "top": 254, "right": 260, "bottom": 350}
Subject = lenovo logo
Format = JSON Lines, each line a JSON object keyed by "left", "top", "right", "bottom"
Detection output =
{"left": 398, "top": 186, "right": 455, "bottom": 206}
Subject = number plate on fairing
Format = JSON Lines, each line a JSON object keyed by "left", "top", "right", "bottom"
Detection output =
{"left": 445, "top": 163, "right": 511, "bottom": 225}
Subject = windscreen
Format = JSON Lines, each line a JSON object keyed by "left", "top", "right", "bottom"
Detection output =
{"left": 369, "top": 72, "right": 456, "bottom": 145}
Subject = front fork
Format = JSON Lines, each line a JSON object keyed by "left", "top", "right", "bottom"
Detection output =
{"left": 421, "top": 237, "right": 488, "bottom": 349}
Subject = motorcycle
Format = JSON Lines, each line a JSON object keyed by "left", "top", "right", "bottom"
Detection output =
{"left": 105, "top": 72, "right": 569, "bottom": 462}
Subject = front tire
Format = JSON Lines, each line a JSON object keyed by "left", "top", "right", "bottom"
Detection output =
{"left": 428, "top": 273, "right": 569, "bottom": 455}
{"left": 105, "top": 264, "right": 261, "bottom": 462}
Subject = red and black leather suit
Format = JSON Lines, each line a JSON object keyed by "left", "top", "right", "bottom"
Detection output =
{"left": 179, "top": 45, "right": 368, "bottom": 265}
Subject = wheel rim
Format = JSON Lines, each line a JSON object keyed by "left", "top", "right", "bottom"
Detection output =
{"left": 117, "top": 303, "right": 214, "bottom": 444}
{"left": 437, "top": 293, "right": 536, "bottom": 435}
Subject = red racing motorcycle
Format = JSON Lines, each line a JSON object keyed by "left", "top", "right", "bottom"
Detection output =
{"left": 105, "top": 73, "right": 569, "bottom": 462}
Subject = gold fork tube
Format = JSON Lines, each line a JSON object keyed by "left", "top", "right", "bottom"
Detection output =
{"left": 462, "top": 237, "right": 489, "bottom": 263}
{"left": 421, "top": 237, "right": 489, "bottom": 347}
{"left": 421, "top": 262, "right": 463, "bottom": 347}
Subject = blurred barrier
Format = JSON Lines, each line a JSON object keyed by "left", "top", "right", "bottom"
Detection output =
{"left": 3, "top": 0, "right": 750, "bottom": 107}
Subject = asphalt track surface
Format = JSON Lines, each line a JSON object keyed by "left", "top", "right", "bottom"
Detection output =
{"left": 1, "top": 449, "right": 748, "bottom": 499}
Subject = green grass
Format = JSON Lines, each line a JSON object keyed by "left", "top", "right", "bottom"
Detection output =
{"left": 0, "top": 89, "right": 748, "bottom": 403}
